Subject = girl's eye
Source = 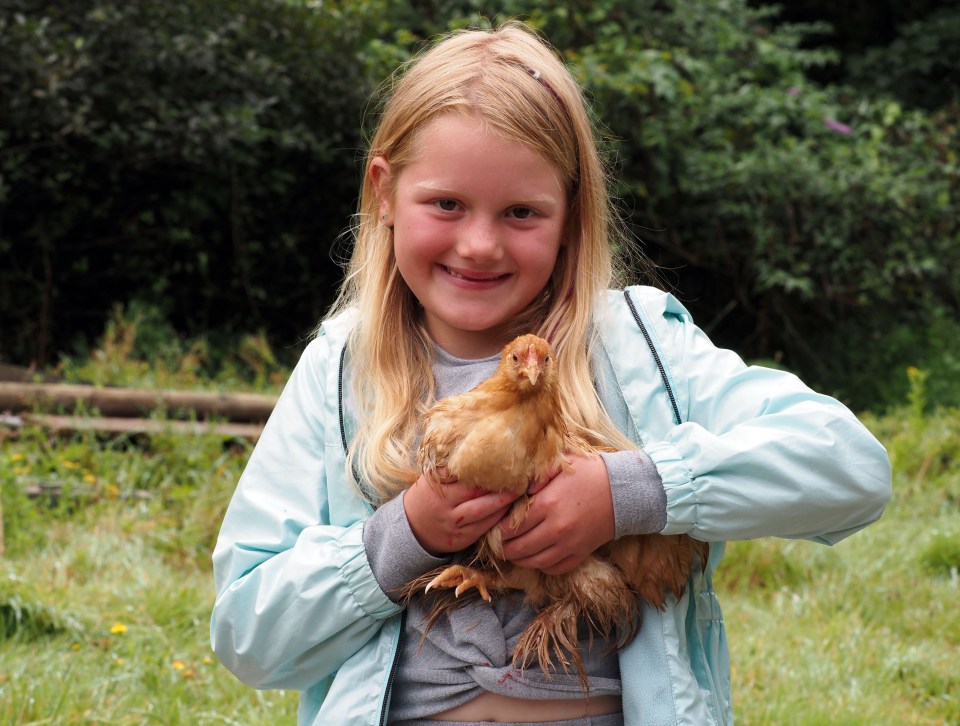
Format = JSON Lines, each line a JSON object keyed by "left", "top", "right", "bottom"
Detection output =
{"left": 508, "top": 207, "right": 537, "bottom": 220}
{"left": 434, "top": 199, "right": 460, "bottom": 212}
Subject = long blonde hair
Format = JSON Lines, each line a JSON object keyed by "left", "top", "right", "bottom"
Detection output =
{"left": 326, "top": 22, "right": 644, "bottom": 503}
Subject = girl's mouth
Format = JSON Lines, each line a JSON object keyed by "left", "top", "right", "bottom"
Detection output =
{"left": 441, "top": 265, "right": 510, "bottom": 284}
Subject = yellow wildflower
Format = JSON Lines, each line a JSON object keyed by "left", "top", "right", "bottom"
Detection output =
{"left": 110, "top": 622, "right": 128, "bottom": 635}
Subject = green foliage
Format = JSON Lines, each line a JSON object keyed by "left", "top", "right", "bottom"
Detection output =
{"left": 846, "top": 7, "right": 960, "bottom": 110}
{"left": 0, "top": 574, "right": 82, "bottom": 641}
{"left": 1, "top": 0, "right": 958, "bottom": 411}
{"left": 921, "top": 532, "right": 960, "bottom": 578}
{"left": 537, "top": 0, "right": 960, "bottom": 410}
{"left": 757, "top": 0, "right": 960, "bottom": 110}
{"left": 0, "top": 0, "right": 387, "bottom": 366}
{"left": 57, "top": 300, "right": 290, "bottom": 391}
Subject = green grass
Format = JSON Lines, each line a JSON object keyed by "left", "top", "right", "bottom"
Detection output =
{"left": 2, "top": 321, "right": 958, "bottom": 724}
{"left": 714, "top": 400, "right": 960, "bottom": 725}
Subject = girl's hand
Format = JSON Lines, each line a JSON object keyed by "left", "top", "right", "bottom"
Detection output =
{"left": 404, "top": 473, "right": 519, "bottom": 556}
{"left": 499, "top": 454, "right": 615, "bottom": 575}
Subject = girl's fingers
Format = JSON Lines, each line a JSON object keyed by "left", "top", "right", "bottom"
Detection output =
{"left": 405, "top": 473, "right": 521, "bottom": 554}
{"left": 453, "top": 489, "right": 518, "bottom": 526}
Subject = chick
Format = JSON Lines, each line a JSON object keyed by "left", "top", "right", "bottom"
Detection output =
{"left": 409, "top": 334, "right": 707, "bottom": 686}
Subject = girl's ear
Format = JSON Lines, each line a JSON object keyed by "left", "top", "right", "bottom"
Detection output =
{"left": 369, "top": 156, "right": 393, "bottom": 226}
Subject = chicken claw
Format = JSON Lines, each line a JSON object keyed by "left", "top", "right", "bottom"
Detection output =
{"left": 424, "top": 565, "right": 493, "bottom": 602}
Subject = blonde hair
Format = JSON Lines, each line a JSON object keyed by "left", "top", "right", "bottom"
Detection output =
{"left": 326, "top": 21, "right": 644, "bottom": 503}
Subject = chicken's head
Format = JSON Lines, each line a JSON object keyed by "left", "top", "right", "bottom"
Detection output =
{"left": 499, "top": 334, "right": 556, "bottom": 391}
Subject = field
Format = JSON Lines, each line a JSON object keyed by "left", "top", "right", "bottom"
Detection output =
{"left": 1, "top": 341, "right": 958, "bottom": 724}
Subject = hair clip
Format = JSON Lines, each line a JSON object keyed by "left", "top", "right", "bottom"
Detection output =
{"left": 522, "top": 64, "right": 571, "bottom": 129}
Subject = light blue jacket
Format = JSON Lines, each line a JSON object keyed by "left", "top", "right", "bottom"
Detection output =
{"left": 211, "top": 286, "right": 892, "bottom": 725}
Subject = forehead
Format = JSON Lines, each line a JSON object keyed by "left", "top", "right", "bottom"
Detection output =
{"left": 398, "top": 113, "right": 564, "bottom": 195}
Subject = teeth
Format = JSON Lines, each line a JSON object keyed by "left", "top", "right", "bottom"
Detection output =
{"left": 446, "top": 266, "right": 501, "bottom": 282}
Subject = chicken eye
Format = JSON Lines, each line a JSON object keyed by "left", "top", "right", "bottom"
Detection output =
{"left": 509, "top": 353, "right": 519, "bottom": 363}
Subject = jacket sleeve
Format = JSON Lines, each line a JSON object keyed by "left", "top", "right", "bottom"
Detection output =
{"left": 210, "top": 332, "right": 403, "bottom": 691}
{"left": 636, "top": 290, "right": 892, "bottom": 545}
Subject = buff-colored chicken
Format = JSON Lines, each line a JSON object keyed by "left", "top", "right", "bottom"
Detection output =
{"left": 407, "top": 333, "right": 708, "bottom": 686}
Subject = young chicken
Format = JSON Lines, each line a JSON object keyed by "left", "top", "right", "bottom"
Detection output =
{"left": 407, "top": 334, "right": 708, "bottom": 686}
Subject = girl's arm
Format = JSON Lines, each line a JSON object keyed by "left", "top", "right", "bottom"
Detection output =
{"left": 640, "top": 290, "right": 892, "bottom": 544}
{"left": 210, "top": 336, "right": 399, "bottom": 691}
{"left": 501, "top": 288, "right": 892, "bottom": 570}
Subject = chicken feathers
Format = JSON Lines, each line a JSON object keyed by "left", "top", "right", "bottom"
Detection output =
{"left": 406, "top": 333, "right": 707, "bottom": 688}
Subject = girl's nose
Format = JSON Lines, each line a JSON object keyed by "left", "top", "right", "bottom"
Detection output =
{"left": 456, "top": 217, "right": 503, "bottom": 262}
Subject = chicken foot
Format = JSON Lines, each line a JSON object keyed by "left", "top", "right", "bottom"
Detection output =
{"left": 424, "top": 564, "right": 499, "bottom": 602}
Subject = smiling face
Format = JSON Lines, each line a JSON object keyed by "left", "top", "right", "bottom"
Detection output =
{"left": 370, "top": 113, "right": 567, "bottom": 359}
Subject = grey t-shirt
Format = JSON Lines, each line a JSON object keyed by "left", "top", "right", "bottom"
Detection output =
{"left": 362, "top": 346, "right": 667, "bottom": 721}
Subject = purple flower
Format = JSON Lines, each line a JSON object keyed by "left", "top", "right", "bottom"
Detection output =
{"left": 787, "top": 86, "right": 801, "bottom": 97}
{"left": 824, "top": 118, "right": 854, "bottom": 135}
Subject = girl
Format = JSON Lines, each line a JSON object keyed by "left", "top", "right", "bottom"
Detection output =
{"left": 211, "top": 22, "right": 891, "bottom": 726}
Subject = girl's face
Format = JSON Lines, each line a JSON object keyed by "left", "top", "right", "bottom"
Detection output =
{"left": 370, "top": 113, "right": 567, "bottom": 359}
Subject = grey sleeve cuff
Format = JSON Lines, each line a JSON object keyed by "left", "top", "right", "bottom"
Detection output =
{"left": 601, "top": 450, "right": 668, "bottom": 538}
{"left": 362, "top": 491, "right": 450, "bottom": 602}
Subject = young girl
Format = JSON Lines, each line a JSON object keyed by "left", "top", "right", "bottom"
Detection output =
{"left": 211, "top": 22, "right": 891, "bottom": 726}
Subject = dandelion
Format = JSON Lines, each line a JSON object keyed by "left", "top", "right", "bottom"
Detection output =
{"left": 83, "top": 473, "right": 97, "bottom": 484}
{"left": 62, "top": 460, "right": 82, "bottom": 470}
{"left": 172, "top": 660, "right": 187, "bottom": 671}
{"left": 110, "top": 622, "right": 128, "bottom": 635}
{"left": 10, "top": 453, "right": 24, "bottom": 462}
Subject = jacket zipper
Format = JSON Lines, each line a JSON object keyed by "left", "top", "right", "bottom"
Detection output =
{"left": 338, "top": 344, "right": 375, "bottom": 501}
{"left": 624, "top": 289, "right": 683, "bottom": 425}
{"left": 339, "top": 343, "right": 407, "bottom": 723}
{"left": 379, "top": 610, "right": 406, "bottom": 726}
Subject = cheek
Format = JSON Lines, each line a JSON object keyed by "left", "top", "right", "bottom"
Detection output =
{"left": 518, "top": 235, "right": 563, "bottom": 280}
{"left": 392, "top": 224, "right": 445, "bottom": 288}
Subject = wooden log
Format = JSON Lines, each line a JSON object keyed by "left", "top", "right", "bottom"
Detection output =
{"left": 0, "top": 382, "right": 276, "bottom": 422}
{"left": 21, "top": 413, "right": 264, "bottom": 441}
{"left": 0, "top": 363, "right": 60, "bottom": 383}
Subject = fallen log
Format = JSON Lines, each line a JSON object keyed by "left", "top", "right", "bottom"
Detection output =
{"left": 0, "top": 363, "right": 61, "bottom": 383}
{"left": 0, "top": 381, "right": 276, "bottom": 423}
{"left": 19, "top": 413, "right": 264, "bottom": 441}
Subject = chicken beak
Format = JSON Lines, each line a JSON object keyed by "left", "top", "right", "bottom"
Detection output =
{"left": 520, "top": 346, "right": 541, "bottom": 385}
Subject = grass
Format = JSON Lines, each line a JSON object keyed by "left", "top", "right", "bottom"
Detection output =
{"left": 713, "top": 387, "right": 960, "bottom": 725}
{"left": 1, "top": 318, "right": 958, "bottom": 724}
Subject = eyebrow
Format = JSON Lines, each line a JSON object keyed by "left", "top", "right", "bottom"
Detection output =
{"left": 412, "top": 182, "right": 561, "bottom": 207}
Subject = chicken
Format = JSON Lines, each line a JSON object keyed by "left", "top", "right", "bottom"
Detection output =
{"left": 406, "top": 334, "right": 708, "bottom": 686}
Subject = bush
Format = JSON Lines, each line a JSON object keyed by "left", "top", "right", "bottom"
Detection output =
{"left": 2, "top": 0, "right": 958, "bottom": 411}
{"left": 0, "top": 0, "right": 387, "bottom": 366}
